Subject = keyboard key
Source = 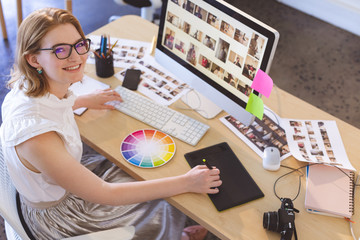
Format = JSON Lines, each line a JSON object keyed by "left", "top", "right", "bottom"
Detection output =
{"left": 112, "top": 86, "right": 209, "bottom": 146}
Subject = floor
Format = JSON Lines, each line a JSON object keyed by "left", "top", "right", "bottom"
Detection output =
{"left": 1, "top": 0, "right": 360, "bottom": 239}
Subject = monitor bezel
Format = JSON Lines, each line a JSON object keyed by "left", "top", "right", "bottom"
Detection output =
{"left": 156, "top": 0, "right": 279, "bottom": 112}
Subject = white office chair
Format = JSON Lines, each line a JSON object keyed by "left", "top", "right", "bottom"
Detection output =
{"left": 0, "top": 142, "right": 135, "bottom": 240}
{"left": 110, "top": 0, "right": 162, "bottom": 23}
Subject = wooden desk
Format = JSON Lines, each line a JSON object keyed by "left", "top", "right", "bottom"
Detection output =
{"left": 76, "top": 15, "right": 360, "bottom": 240}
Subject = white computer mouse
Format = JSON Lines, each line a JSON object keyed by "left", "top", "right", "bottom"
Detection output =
{"left": 263, "top": 147, "right": 280, "bottom": 171}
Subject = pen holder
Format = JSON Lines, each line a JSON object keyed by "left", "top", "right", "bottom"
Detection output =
{"left": 95, "top": 49, "right": 114, "bottom": 78}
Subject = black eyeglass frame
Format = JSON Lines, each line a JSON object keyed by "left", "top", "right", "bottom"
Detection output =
{"left": 37, "top": 38, "right": 91, "bottom": 60}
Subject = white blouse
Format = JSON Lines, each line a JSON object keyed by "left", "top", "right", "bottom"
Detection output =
{"left": 0, "top": 85, "right": 82, "bottom": 203}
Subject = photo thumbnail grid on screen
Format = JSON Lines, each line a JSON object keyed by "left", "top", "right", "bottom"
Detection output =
{"left": 163, "top": 0, "right": 270, "bottom": 103}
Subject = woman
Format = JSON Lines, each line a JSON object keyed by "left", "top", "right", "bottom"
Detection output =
{"left": 0, "top": 8, "right": 221, "bottom": 240}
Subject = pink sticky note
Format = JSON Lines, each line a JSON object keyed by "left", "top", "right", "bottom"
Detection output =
{"left": 251, "top": 69, "right": 273, "bottom": 98}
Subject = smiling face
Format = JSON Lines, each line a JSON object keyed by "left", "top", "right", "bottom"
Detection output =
{"left": 27, "top": 23, "right": 88, "bottom": 98}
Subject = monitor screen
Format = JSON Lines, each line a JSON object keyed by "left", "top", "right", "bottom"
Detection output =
{"left": 155, "top": 0, "right": 279, "bottom": 125}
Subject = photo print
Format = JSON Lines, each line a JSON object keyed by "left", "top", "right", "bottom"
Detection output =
{"left": 182, "top": 0, "right": 195, "bottom": 13}
{"left": 182, "top": 21, "right": 191, "bottom": 34}
{"left": 228, "top": 50, "right": 244, "bottom": 69}
{"left": 210, "top": 62, "right": 224, "bottom": 79}
{"left": 215, "top": 38, "right": 230, "bottom": 63}
{"left": 290, "top": 121, "right": 302, "bottom": 127}
{"left": 206, "top": 12, "right": 220, "bottom": 29}
{"left": 236, "top": 81, "right": 252, "bottom": 96}
{"left": 234, "top": 29, "right": 249, "bottom": 46}
{"left": 221, "top": 113, "right": 291, "bottom": 159}
{"left": 87, "top": 35, "right": 150, "bottom": 69}
{"left": 248, "top": 33, "right": 266, "bottom": 60}
{"left": 174, "top": 39, "right": 187, "bottom": 54}
{"left": 220, "top": 20, "right": 235, "bottom": 38}
{"left": 186, "top": 43, "right": 199, "bottom": 66}
{"left": 242, "top": 55, "right": 259, "bottom": 80}
{"left": 115, "top": 56, "right": 190, "bottom": 106}
{"left": 119, "top": 50, "right": 127, "bottom": 57}
{"left": 164, "top": 27, "right": 175, "bottom": 49}
{"left": 193, "top": 5, "right": 207, "bottom": 21}
{"left": 167, "top": 11, "right": 181, "bottom": 28}
{"left": 199, "top": 54, "right": 211, "bottom": 69}
{"left": 283, "top": 119, "right": 355, "bottom": 170}
{"left": 189, "top": 28, "right": 203, "bottom": 42}
{"left": 223, "top": 72, "right": 238, "bottom": 87}
{"left": 202, "top": 35, "right": 216, "bottom": 50}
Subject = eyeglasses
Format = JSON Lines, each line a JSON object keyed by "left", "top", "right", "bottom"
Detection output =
{"left": 37, "top": 38, "right": 91, "bottom": 60}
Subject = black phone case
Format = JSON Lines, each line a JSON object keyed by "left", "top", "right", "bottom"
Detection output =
{"left": 184, "top": 142, "right": 264, "bottom": 211}
{"left": 122, "top": 69, "right": 141, "bottom": 90}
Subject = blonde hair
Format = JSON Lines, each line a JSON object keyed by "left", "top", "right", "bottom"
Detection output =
{"left": 7, "top": 7, "right": 86, "bottom": 97}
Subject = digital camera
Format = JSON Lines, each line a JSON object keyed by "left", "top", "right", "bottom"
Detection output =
{"left": 263, "top": 198, "right": 299, "bottom": 240}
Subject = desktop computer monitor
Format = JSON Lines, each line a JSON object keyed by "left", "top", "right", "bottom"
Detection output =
{"left": 155, "top": 0, "right": 279, "bottom": 125}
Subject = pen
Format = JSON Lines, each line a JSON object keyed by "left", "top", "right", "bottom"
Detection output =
{"left": 108, "top": 34, "right": 111, "bottom": 53}
{"left": 100, "top": 35, "right": 104, "bottom": 55}
{"left": 100, "top": 34, "right": 107, "bottom": 56}
{"left": 202, "top": 159, "right": 213, "bottom": 170}
{"left": 103, "top": 35, "right": 107, "bottom": 56}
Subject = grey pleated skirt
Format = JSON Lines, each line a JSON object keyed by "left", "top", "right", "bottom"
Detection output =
{"left": 20, "top": 154, "right": 186, "bottom": 240}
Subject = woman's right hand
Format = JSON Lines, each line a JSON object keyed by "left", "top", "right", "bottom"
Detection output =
{"left": 184, "top": 165, "right": 222, "bottom": 194}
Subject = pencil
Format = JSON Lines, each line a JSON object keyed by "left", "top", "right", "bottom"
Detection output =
{"left": 149, "top": 35, "right": 157, "bottom": 56}
{"left": 93, "top": 50, "right": 101, "bottom": 59}
{"left": 100, "top": 35, "right": 104, "bottom": 55}
{"left": 108, "top": 34, "right": 111, "bottom": 55}
{"left": 202, "top": 159, "right": 213, "bottom": 170}
{"left": 109, "top": 40, "right": 118, "bottom": 54}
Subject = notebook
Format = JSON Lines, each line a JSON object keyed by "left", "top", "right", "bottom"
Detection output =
{"left": 184, "top": 142, "right": 264, "bottom": 211}
{"left": 305, "top": 164, "right": 355, "bottom": 218}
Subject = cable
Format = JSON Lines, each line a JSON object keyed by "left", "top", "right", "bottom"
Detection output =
{"left": 177, "top": 88, "right": 202, "bottom": 110}
{"left": 274, "top": 163, "right": 360, "bottom": 240}
{"left": 273, "top": 163, "right": 315, "bottom": 201}
{"left": 263, "top": 83, "right": 282, "bottom": 126}
{"left": 350, "top": 173, "right": 360, "bottom": 240}
{"left": 264, "top": 106, "right": 281, "bottom": 126}
{"left": 273, "top": 163, "right": 356, "bottom": 201}
{"left": 174, "top": 89, "right": 210, "bottom": 119}
{"left": 272, "top": 83, "right": 283, "bottom": 117}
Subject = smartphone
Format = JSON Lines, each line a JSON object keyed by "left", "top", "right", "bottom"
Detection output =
{"left": 122, "top": 69, "right": 142, "bottom": 90}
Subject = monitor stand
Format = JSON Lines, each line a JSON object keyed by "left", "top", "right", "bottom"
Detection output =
{"left": 181, "top": 89, "right": 223, "bottom": 119}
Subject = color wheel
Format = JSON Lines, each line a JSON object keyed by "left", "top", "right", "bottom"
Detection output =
{"left": 121, "top": 129, "right": 176, "bottom": 168}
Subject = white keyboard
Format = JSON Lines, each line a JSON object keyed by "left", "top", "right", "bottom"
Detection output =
{"left": 109, "top": 86, "right": 210, "bottom": 146}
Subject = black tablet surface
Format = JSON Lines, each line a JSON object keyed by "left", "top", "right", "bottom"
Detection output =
{"left": 184, "top": 142, "right": 264, "bottom": 211}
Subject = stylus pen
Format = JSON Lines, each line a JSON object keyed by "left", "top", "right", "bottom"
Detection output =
{"left": 202, "top": 159, "right": 213, "bottom": 170}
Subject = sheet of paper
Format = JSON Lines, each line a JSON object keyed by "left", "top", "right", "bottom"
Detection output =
{"left": 220, "top": 108, "right": 291, "bottom": 161}
{"left": 251, "top": 69, "right": 273, "bottom": 98}
{"left": 115, "top": 55, "right": 190, "bottom": 106}
{"left": 69, "top": 75, "right": 110, "bottom": 115}
{"left": 245, "top": 92, "right": 264, "bottom": 120}
{"left": 282, "top": 119, "right": 355, "bottom": 171}
{"left": 87, "top": 35, "right": 150, "bottom": 69}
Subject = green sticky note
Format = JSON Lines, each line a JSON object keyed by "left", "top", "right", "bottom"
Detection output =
{"left": 245, "top": 93, "right": 264, "bottom": 120}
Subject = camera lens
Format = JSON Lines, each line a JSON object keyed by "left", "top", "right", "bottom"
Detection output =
{"left": 263, "top": 211, "right": 279, "bottom": 232}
